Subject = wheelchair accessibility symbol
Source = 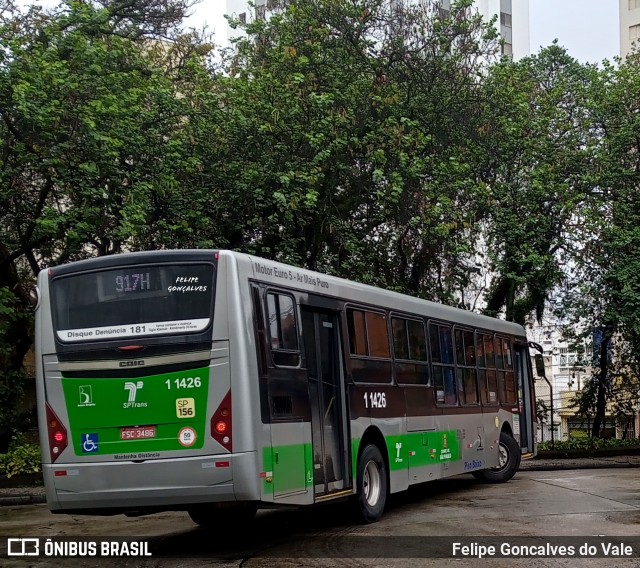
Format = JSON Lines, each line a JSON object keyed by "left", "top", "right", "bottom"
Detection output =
{"left": 81, "top": 433, "right": 99, "bottom": 453}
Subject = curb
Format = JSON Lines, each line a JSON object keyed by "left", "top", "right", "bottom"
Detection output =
{"left": 0, "top": 494, "right": 46, "bottom": 506}
{"left": 520, "top": 460, "right": 640, "bottom": 472}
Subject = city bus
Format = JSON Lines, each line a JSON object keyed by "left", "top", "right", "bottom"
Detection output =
{"left": 34, "top": 249, "right": 536, "bottom": 525}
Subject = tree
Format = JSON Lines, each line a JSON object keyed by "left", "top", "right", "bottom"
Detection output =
{"left": 478, "top": 45, "right": 597, "bottom": 325}
{"left": 558, "top": 56, "right": 640, "bottom": 437}
{"left": 0, "top": 0, "right": 203, "bottom": 443}
{"left": 536, "top": 398, "right": 550, "bottom": 441}
{"left": 177, "top": 0, "right": 501, "bottom": 305}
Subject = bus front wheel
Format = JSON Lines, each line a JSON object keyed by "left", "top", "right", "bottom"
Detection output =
{"left": 355, "top": 444, "right": 387, "bottom": 523}
{"left": 472, "top": 431, "right": 521, "bottom": 483}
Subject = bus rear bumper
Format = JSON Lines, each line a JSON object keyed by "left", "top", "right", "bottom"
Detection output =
{"left": 42, "top": 451, "right": 259, "bottom": 513}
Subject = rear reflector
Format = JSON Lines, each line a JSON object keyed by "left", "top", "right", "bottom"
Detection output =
{"left": 210, "top": 391, "right": 232, "bottom": 452}
{"left": 46, "top": 403, "right": 68, "bottom": 463}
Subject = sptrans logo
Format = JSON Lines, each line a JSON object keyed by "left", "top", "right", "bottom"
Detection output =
{"left": 123, "top": 381, "right": 147, "bottom": 409}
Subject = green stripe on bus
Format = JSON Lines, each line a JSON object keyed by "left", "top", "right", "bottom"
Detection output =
{"left": 351, "top": 430, "right": 461, "bottom": 476}
{"left": 264, "top": 430, "right": 462, "bottom": 495}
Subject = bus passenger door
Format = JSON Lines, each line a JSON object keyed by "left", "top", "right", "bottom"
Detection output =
{"left": 301, "top": 309, "right": 347, "bottom": 498}
{"left": 514, "top": 345, "right": 535, "bottom": 455}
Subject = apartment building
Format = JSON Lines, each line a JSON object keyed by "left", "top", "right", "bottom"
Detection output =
{"left": 223, "top": 0, "right": 530, "bottom": 60}
{"left": 620, "top": 0, "right": 640, "bottom": 59}
{"left": 529, "top": 322, "right": 639, "bottom": 442}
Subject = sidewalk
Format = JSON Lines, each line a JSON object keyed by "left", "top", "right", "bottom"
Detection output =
{"left": 519, "top": 454, "right": 640, "bottom": 471}
{"left": 1, "top": 456, "right": 639, "bottom": 507}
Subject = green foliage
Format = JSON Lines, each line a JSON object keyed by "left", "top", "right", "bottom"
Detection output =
{"left": 180, "top": 0, "right": 502, "bottom": 302}
{"left": 0, "top": 0, "right": 206, "bottom": 430}
{"left": 0, "top": 438, "right": 41, "bottom": 478}
{"left": 480, "top": 45, "right": 597, "bottom": 324}
{"left": 0, "top": 286, "right": 30, "bottom": 442}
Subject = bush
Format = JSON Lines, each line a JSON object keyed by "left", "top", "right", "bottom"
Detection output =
{"left": 538, "top": 437, "right": 640, "bottom": 452}
{"left": 0, "top": 437, "right": 42, "bottom": 478}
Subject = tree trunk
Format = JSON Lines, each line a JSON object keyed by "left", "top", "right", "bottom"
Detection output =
{"left": 592, "top": 333, "right": 610, "bottom": 438}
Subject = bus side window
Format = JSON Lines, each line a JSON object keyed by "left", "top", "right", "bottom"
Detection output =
{"left": 479, "top": 334, "right": 498, "bottom": 404}
{"left": 392, "top": 316, "right": 429, "bottom": 385}
{"left": 497, "top": 337, "right": 517, "bottom": 404}
{"left": 455, "top": 328, "right": 478, "bottom": 405}
{"left": 429, "top": 323, "right": 457, "bottom": 405}
{"left": 266, "top": 292, "right": 300, "bottom": 367}
{"left": 347, "top": 308, "right": 391, "bottom": 384}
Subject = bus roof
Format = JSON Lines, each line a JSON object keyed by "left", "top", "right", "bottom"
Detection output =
{"left": 46, "top": 249, "right": 526, "bottom": 338}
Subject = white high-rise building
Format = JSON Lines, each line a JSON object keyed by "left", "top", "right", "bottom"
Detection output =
{"left": 472, "top": 0, "right": 530, "bottom": 60}
{"left": 221, "top": 0, "right": 530, "bottom": 60}
{"left": 620, "top": 0, "right": 640, "bottom": 59}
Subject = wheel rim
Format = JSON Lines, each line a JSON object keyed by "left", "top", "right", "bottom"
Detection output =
{"left": 492, "top": 442, "right": 508, "bottom": 471}
{"left": 363, "top": 459, "right": 381, "bottom": 506}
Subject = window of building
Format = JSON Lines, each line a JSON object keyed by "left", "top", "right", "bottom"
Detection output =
{"left": 239, "top": 12, "right": 247, "bottom": 25}
{"left": 429, "top": 323, "right": 457, "bottom": 405}
{"left": 266, "top": 292, "right": 300, "bottom": 366}
{"left": 629, "top": 0, "right": 640, "bottom": 11}
{"left": 502, "top": 42, "right": 513, "bottom": 56}
{"left": 256, "top": 5, "right": 266, "bottom": 20}
{"left": 500, "top": 12, "right": 512, "bottom": 27}
{"left": 347, "top": 308, "right": 391, "bottom": 383}
{"left": 631, "top": 24, "right": 640, "bottom": 40}
{"left": 392, "top": 316, "right": 429, "bottom": 385}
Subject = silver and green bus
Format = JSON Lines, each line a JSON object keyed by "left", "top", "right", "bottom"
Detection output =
{"left": 35, "top": 249, "right": 536, "bottom": 524}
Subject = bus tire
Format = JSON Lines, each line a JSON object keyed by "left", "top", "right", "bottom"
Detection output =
{"left": 188, "top": 502, "right": 257, "bottom": 529}
{"left": 355, "top": 444, "right": 387, "bottom": 523}
{"left": 472, "top": 431, "right": 521, "bottom": 483}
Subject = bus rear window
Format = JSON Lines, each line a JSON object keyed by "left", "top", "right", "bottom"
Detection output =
{"left": 51, "top": 263, "right": 215, "bottom": 342}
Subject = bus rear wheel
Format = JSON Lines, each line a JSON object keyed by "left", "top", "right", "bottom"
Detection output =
{"left": 188, "top": 502, "right": 257, "bottom": 529}
{"left": 355, "top": 444, "right": 387, "bottom": 523}
{"left": 472, "top": 431, "right": 521, "bottom": 483}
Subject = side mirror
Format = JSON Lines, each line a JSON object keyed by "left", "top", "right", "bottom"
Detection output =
{"left": 534, "top": 353, "right": 546, "bottom": 378}
{"left": 29, "top": 286, "right": 40, "bottom": 309}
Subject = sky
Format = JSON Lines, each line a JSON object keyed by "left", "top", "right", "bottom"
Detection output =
{"left": 528, "top": 0, "right": 619, "bottom": 64}
{"left": 186, "top": 0, "right": 621, "bottom": 64}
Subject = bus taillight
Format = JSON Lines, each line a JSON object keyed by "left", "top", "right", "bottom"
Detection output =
{"left": 211, "top": 391, "right": 232, "bottom": 452}
{"left": 46, "top": 403, "right": 67, "bottom": 462}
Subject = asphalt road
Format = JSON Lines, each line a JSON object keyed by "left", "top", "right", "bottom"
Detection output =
{"left": 1, "top": 468, "right": 639, "bottom": 567}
